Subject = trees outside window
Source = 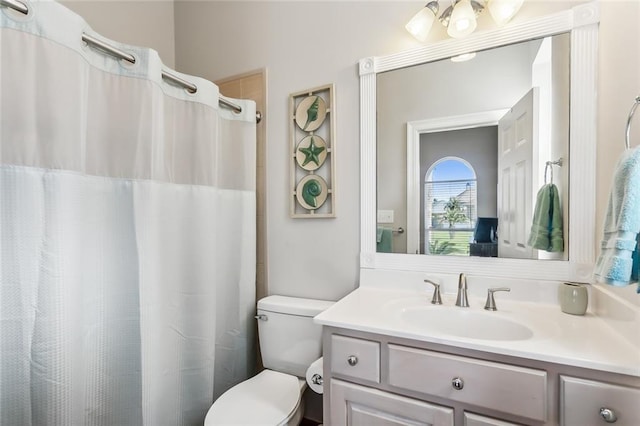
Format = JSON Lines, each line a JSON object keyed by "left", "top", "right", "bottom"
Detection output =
{"left": 424, "top": 158, "right": 477, "bottom": 255}
{"left": 442, "top": 197, "right": 468, "bottom": 238}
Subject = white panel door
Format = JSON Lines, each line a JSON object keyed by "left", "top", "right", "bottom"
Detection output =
{"left": 497, "top": 88, "right": 539, "bottom": 259}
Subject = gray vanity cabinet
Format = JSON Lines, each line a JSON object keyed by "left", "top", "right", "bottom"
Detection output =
{"left": 323, "top": 328, "right": 640, "bottom": 426}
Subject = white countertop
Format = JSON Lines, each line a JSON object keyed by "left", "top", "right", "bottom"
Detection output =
{"left": 314, "top": 287, "right": 640, "bottom": 377}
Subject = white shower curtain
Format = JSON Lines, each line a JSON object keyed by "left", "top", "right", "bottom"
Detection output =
{"left": 0, "top": 1, "right": 256, "bottom": 425}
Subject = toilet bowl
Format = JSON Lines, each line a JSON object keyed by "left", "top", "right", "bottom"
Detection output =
{"left": 204, "top": 370, "right": 306, "bottom": 426}
{"left": 204, "top": 295, "right": 333, "bottom": 425}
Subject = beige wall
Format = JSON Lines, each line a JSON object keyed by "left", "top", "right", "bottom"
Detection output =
{"left": 597, "top": 0, "right": 640, "bottom": 244}
{"left": 62, "top": 0, "right": 176, "bottom": 68}
{"left": 59, "top": 1, "right": 640, "bottom": 301}
{"left": 175, "top": 0, "right": 640, "bottom": 302}
{"left": 174, "top": 1, "right": 415, "bottom": 301}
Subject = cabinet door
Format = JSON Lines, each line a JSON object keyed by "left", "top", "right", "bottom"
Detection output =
{"left": 330, "top": 379, "right": 454, "bottom": 426}
{"left": 464, "top": 412, "right": 523, "bottom": 426}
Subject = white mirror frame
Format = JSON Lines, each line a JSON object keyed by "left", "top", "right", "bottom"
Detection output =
{"left": 359, "top": 2, "right": 599, "bottom": 282}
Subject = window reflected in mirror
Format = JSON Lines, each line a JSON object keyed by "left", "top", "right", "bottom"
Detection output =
{"left": 425, "top": 157, "right": 479, "bottom": 256}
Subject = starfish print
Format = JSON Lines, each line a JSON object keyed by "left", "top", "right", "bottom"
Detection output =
{"left": 299, "top": 137, "right": 325, "bottom": 167}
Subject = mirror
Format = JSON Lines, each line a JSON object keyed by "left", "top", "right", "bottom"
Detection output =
{"left": 359, "top": 2, "right": 599, "bottom": 282}
{"left": 377, "top": 34, "right": 570, "bottom": 261}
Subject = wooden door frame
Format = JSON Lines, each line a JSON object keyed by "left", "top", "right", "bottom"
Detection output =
{"left": 406, "top": 110, "right": 508, "bottom": 255}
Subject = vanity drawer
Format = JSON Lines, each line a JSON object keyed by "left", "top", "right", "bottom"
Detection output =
{"left": 388, "top": 344, "right": 547, "bottom": 422}
{"left": 560, "top": 376, "right": 640, "bottom": 425}
{"left": 331, "top": 335, "right": 380, "bottom": 383}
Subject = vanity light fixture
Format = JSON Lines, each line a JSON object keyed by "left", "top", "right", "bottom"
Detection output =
{"left": 447, "top": 0, "right": 478, "bottom": 38}
{"left": 405, "top": 1, "right": 439, "bottom": 42}
{"left": 450, "top": 52, "right": 476, "bottom": 62}
{"left": 487, "top": 0, "right": 524, "bottom": 25}
{"left": 406, "top": 0, "right": 524, "bottom": 41}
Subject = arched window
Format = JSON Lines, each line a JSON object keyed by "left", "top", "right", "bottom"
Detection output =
{"left": 424, "top": 157, "right": 477, "bottom": 255}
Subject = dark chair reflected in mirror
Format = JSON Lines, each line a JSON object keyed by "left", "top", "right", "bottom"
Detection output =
{"left": 470, "top": 217, "right": 498, "bottom": 257}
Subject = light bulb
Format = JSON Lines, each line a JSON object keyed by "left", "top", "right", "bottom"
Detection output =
{"left": 450, "top": 52, "right": 476, "bottom": 62}
{"left": 447, "top": 0, "right": 477, "bottom": 38}
{"left": 405, "top": 3, "right": 438, "bottom": 42}
{"left": 488, "top": 0, "right": 524, "bottom": 26}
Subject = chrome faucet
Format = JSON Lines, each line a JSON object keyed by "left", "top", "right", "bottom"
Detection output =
{"left": 455, "top": 273, "right": 469, "bottom": 307}
{"left": 424, "top": 279, "right": 442, "bottom": 305}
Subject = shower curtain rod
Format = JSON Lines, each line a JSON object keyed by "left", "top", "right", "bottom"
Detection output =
{"left": 0, "top": 0, "right": 262, "bottom": 124}
{"left": 1, "top": 0, "right": 26, "bottom": 14}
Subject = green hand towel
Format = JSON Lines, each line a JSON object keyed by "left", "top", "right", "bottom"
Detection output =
{"left": 549, "top": 184, "right": 564, "bottom": 252}
{"left": 528, "top": 183, "right": 564, "bottom": 252}
{"left": 376, "top": 228, "right": 393, "bottom": 253}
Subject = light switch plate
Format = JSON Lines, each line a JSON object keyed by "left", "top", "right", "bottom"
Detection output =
{"left": 377, "top": 210, "right": 394, "bottom": 223}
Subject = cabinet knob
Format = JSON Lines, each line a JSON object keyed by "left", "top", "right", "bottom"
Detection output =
{"left": 599, "top": 407, "right": 617, "bottom": 423}
{"left": 347, "top": 355, "right": 358, "bottom": 366}
{"left": 451, "top": 377, "right": 464, "bottom": 390}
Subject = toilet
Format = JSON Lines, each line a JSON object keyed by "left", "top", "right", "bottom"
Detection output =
{"left": 204, "top": 295, "right": 333, "bottom": 426}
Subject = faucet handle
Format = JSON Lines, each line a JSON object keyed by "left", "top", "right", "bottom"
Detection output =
{"left": 484, "top": 287, "right": 511, "bottom": 311}
{"left": 424, "top": 279, "right": 442, "bottom": 305}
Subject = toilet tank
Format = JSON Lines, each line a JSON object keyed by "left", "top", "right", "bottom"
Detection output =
{"left": 257, "top": 295, "right": 334, "bottom": 378}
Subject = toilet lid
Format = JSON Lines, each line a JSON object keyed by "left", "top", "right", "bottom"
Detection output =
{"left": 204, "top": 370, "right": 303, "bottom": 426}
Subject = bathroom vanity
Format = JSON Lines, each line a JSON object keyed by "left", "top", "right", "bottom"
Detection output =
{"left": 315, "top": 285, "right": 640, "bottom": 426}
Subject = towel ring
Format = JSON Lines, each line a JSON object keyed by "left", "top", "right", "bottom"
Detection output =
{"left": 544, "top": 158, "right": 563, "bottom": 185}
{"left": 625, "top": 95, "right": 640, "bottom": 149}
{"left": 544, "top": 163, "right": 553, "bottom": 184}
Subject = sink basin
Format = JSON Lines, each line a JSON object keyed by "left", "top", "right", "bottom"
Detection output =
{"left": 400, "top": 307, "right": 534, "bottom": 341}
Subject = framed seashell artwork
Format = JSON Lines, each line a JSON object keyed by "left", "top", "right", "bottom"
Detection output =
{"left": 295, "top": 175, "right": 329, "bottom": 210}
{"left": 289, "top": 84, "right": 336, "bottom": 218}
